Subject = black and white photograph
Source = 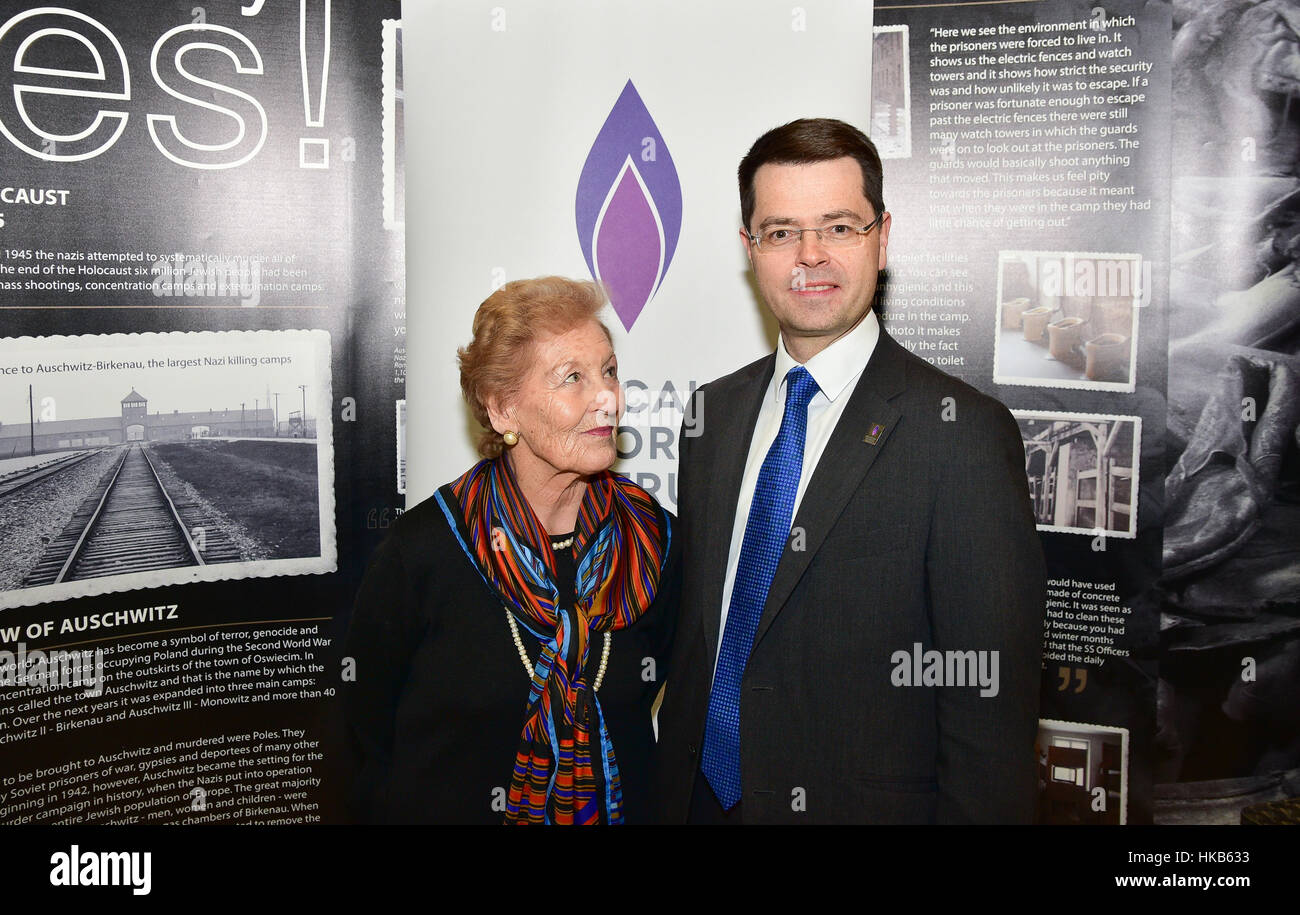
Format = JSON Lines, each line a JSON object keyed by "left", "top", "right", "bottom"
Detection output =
{"left": 1036, "top": 719, "right": 1129, "bottom": 825}
{"left": 871, "top": 24, "right": 911, "bottom": 159}
{"left": 0, "top": 330, "right": 335, "bottom": 610}
{"left": 1013, "top": 410, "right": 1141, "bottom": 539}
{"left": 994, "top": 251, "right": 1143, "bottom": 393}
{"left": 1156, "top": 0, "right": 1300, "bottom": 825}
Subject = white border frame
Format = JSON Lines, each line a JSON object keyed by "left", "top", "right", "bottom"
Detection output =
{"left": 0, "top": 329, "right": 336, "bottom": 611}
{"left": 1037, "top": 717, "right": 1130, "bottom": 825}
{"left": 993, "top": 249, "right": 1142, "bottom": 393}
{"left": 1011, "top": 408, "right": 1141, "bottom": 539}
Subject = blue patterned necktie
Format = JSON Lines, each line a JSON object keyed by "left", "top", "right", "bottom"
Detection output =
{"left": 702, "top": 365, "right": 820, "bottom": 809}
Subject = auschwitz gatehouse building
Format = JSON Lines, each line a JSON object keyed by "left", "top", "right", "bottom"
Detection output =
{"left": 0, "top": 390, "right": 277, "bottom": 455}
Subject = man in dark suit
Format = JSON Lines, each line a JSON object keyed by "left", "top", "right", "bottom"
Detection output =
{"left": 653, "top": 118, "right": 1046, "bottom": 824}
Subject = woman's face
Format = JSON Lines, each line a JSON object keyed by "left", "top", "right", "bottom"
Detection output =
{"left": 493, "top": 319, "right": 622, "bottom": 478}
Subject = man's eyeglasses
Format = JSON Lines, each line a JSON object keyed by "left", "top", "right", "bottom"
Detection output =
{"left": 746, "top": 212, "right": 885, "bottom": 253}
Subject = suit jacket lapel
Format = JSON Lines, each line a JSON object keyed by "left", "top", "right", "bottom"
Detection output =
{"left": 698, "top": 355, "right": 774, "bottom": 664}
{"left": 752, "top": 329, "right": 910, "bottom": 649}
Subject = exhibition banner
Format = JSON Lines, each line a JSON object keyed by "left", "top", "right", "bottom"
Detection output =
{"left": 875, "top": 0, "right": 1299, "bottom": 825}
{"left": 402, "top": 0, "right": 875, "bottom": 507}
{"left": 0, "top": 0, "right": 403, "bottom": 824}
{"left": 1157, "top": 0, "right": 1300, "bottom": 826}
{"left": 874, "top": 0, "right": 1171, "bottom": 825}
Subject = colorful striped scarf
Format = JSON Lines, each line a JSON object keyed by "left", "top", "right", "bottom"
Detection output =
{"left": 446, "top": 456, "right": 670, "bottom": 824}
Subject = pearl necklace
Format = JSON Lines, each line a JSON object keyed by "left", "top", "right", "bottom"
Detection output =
{"left": 507, "top": 609, "right": 611, "bottom": 691}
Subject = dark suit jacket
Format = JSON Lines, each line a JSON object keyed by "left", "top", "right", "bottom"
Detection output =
{"left": 652, "top": 326, "right": 1046, "bottom": 823}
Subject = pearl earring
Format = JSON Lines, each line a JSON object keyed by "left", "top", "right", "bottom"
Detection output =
{"left": 502, "top": 431, "right": 519, "bottom": 446}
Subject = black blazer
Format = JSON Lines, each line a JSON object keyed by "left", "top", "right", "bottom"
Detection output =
{"left": 342, "top": 487, "right": 680, "bottom": 823}
{"left": 652, "top": 328, "right": 1046, "bottom": 823}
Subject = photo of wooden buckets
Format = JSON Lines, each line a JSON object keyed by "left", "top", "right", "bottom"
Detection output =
{"left": 1001, "top": 296, "right": 1031, "bottom": 330}
{"left": 1047, "top": 316, "right": 1087, "bottom": 365}
{"left": 1021, "top": 305, "right": 1057, "bottom": 343}
{"left": 1085, "top": 333, "right": 1131, "bottom": 382}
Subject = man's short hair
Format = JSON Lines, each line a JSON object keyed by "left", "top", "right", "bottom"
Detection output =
{"left": 738, "top": 118, "right": 885, "bottom": 230}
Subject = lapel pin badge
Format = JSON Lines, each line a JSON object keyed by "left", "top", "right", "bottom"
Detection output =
{"left": 863, "top": 422, "right": 884, "bottom": 445}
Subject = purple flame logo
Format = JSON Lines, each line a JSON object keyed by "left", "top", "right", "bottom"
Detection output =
{"left": 575, "top": 80, "right": 682, "bottom": 331}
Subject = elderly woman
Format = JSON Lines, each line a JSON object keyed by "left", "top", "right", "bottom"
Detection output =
{"left": 343, "top": 276, "right": 679, "bottom": 824}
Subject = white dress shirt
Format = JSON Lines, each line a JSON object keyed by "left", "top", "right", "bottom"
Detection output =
{"left": 714, "top": 309, "right": 881, "bottom": 670}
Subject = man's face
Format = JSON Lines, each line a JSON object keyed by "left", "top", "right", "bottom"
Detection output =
{"left": 741, "top": 157, "right": 890, "bottom": 361}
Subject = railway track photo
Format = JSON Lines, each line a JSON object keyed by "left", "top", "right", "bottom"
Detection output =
{"left": 23, "top": 444, "right": 218, "bottom": 586}
{"left": 0, "top": 330, "right": 333, "bottom": 610}
{"left": 1, "top": 431, "right": 326, "bottom": 606}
